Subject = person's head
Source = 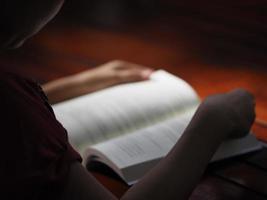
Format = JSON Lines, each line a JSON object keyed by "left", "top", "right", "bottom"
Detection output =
{"left": 0, "top": 0, "right": 64, "bottom": 50}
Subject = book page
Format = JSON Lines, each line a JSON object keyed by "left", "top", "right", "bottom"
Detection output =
{"left": 87, "top": 109, "right": 196, "bottom": 169}
{"left": 52, "top": 70, "right": 199, "bottom": 151}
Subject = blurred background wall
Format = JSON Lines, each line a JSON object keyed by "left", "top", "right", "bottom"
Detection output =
{"left": 57, "top": 0, "right": 267, "bottom": 65}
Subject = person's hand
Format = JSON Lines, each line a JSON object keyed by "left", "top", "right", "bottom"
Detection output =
{"left": 43, "top": 60, "right": 153, "bottom": 104}
{"left": 195, "top": 89, "right": 256, "bottom": 138}
{"left": 75, "top": 60, "right": 153, "bottom": 91}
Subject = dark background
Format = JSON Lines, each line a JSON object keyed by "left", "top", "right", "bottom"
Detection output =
{"left": 60, "top": 0, "right": 267, "bottom": 65}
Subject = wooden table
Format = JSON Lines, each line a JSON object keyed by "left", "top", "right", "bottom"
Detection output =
{"left": 1, "top": 3, "right": 267, "bottom": 199}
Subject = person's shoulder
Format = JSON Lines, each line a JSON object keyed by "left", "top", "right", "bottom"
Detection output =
{"left": 0, "top": 70, "right": 30, "bottom": 90}
{"left": 0, "top": 71, "right": 21, "bottom": 97}
{"left": 0, "top": 71, "right": 29, "bottom": 101}
{"left": 0, "top": 72, "right": 23, "bottom": 138}
{"left": 0, "top": 70, "right": 48, "bottom": 103}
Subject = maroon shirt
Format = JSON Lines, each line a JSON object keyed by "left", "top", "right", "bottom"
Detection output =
{"left": 0, "top": 72, "right": 82, "bottom": 199}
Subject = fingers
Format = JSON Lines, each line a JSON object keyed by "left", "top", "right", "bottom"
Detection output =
{"left": 228, "top": 88, "right": 256, "bottom": 120}
{"left": 228, "top": 88, "right": 255, "bottom": 100}
{"left": 227, "top": 88, "right": 256, "bottom": 138}
{"left": 227, "top": 89, "right": 255, "bottom": 108}
{"left": 106, "top": 60, "right": 154, "bottom": 83}
{"left": 118, "top": 68, "right": 153, "bottom": 83}
{"left": 108, "top": 60, "right": 152, "bottom": 71}
{"left": 201, "top": 88, "right": 256, "bottom": 139}
{"left": 107, "top": 60, "right": 154, "bottom": 74}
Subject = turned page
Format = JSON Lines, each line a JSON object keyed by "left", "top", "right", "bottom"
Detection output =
{"left": 52, "top": 70, "right": 199, "bottom": 151}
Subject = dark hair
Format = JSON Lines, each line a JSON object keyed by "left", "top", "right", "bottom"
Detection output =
{"left": 0, "top": 0, "right": 64, "bottom": 49}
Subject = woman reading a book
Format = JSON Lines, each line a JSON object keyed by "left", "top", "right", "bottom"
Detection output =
{"left": 0, "top": 1, "right": 256, "bottom": 199}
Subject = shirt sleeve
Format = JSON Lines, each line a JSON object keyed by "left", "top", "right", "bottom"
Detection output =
{"left": 0, "top": 73, "right": 82, "bottom": 199}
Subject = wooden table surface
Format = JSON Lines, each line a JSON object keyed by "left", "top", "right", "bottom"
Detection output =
{"left": 1, "top": 2, "right": 267, "bottom": 199}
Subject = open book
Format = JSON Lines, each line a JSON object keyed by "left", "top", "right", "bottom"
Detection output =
{"left": 52, "top": 70, "right": 261, "bottom": 185}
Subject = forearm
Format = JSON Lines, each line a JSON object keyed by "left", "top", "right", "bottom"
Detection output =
{"left": 42, "top": 75, "right": 80, "bottom": 104}
{"left": 122, "top": 107, "right": 229, "bottom": 200}
{"left": 61, "top": 162, "right": 118, "bottom": 200}
{"left": 42, "top": 73, "right": 112, "bottom": 104}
